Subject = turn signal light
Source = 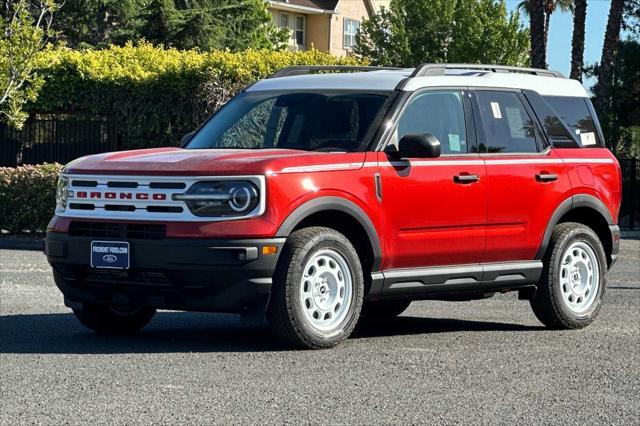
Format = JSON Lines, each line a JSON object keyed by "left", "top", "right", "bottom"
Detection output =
{"left": 262, "top": 245, "right": 278, "bottom": 255}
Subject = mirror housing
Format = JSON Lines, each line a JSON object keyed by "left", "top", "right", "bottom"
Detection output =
{"left": 398, "top": 133, "right": 441, "bottom": 158}
{"left": 181, "top": 131, "right": 195, "bottom": 146}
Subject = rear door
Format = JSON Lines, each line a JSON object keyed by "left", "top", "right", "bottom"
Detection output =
{"left": 378, "top": 89, "right": 487, "bottom": 270}
{"left": 471, "top": 89, "right": 572, "bottom": 262}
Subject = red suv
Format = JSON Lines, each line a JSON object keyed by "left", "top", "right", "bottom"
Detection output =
{"left": 45, "top": 64, "right": 621, "bottom": 349}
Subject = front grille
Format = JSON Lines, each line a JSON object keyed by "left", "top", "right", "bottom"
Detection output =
{"left": 69, "top": 221, "right": 167, "bottom": 239}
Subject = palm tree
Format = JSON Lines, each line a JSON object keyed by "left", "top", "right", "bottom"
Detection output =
{"left": 594, "top": 0, "right": 626, "bottom": 145}
{"left": 570, "top": 0, "right": 587, "bottom": 80}
{"left": 519, "top": 0, "right": 575, "bottom": 64}
{"left": 527, "top": 0, "right": 547, "bottom": 68}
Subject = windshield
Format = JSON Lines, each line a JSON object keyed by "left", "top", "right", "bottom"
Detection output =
{"left": 186, "top": 91, "right": 391, "bottom": 152}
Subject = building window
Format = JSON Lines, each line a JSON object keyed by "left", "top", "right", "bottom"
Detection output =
{"left": 279, "top": 13, "right": 289, "bottom": 29}
{"left": 295, "top": 15, "right": 305, "bottom": 46}
{"left": 343, "top": 19, "right": 360, "bottom": 49}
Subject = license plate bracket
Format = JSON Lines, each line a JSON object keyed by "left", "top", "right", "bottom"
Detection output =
{"left": 90, "top": 241, "right": 130, "bottom": 269}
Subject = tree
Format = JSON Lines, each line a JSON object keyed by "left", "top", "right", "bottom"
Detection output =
{"left": 593, "top": 0, "right": 625, "bottom": 137}
{"left": 570, "top": 0, "right": 586, "bottom": 80}
{"left": 519, "top": 0, "right": 574, "bottom": 51}
{"left": 609, "top": 40, "right": 640, "bottom": 157}
{"left": 0, "top": 0, "right": 58, "bottom": 128}
{"left": 519, "top": 0, "right": 573, "bottom": 68}
{"left": 50, "top": 0, "right": 287, "bottom": 50}
{"left": 354, "top": 0, "right": 530, "bottom": 67}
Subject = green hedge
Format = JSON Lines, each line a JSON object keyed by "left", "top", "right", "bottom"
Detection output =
{"left": 0, "top": 164, "right": 62, "bottom": 234}
{"left": 28, "top": 43, "right": 364, "bottom": 149}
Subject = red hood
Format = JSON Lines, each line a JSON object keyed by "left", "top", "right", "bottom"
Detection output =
{"left": 64, "top": 148, "right": 364, "bottom": 176}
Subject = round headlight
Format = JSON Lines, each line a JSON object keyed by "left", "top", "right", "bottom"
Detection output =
{"left": 175, "top": 180, "right": 260, "bottom": 217}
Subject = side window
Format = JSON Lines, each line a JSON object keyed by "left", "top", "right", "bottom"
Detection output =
{"left": 544, "top": 96, "right": 603, "bottom": 147}
{"left": 395, "top": 90, "right": 468, "bottom": 154}
{"left": 474, "top": 91, "right": 539, "bottom": 153}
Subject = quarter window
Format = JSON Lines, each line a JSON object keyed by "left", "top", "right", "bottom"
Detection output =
{"left": 343, "top": 19, "right": 360, "bottom": 49}
{"left": 544, "top": 96, "right": 602, "bottom": 147}
{"left": 394, "top": 90, "right": 468, "bottom": 155}
{"left": 474, "top": 91, "right": 539, "bottom": 153}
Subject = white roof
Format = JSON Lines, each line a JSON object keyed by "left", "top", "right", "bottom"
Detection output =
{"left": 247, "top": 68, "right": 589, "bottom": 98}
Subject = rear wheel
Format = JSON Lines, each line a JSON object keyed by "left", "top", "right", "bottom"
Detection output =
{"left": 73, "top": 303, "right": 156, "bottom": 334}
{"left": 530, "top": 222, "right": 606, "bottom": 329}
{"left": 267, "top": 227, "right": 364, "bottom": 349}
{"left": 361, "top": 299, "right": 411, "bottom": 318}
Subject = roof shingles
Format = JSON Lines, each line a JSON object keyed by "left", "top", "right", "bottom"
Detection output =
{"left": 272, "top": 0, "right": 339, "bottom": 11}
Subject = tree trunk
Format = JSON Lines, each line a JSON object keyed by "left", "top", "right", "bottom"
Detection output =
{"left": 570, "top": 0, "right": 587, "bottom": 81}
{"left": 529, "top": 0, "right": 546, "bottom": 68}
{"left": 543, "top": 10, "right": 551, "bottom": 53}
{"left": 594, "top": 0, "right": 625, "bottom": 149}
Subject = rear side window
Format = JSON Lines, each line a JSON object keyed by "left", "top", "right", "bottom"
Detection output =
{"left": 474, "top": 91, "right": 539, "bottom": 153}
{"left": 544, "top": 96, "right": 602, "bottom": 147}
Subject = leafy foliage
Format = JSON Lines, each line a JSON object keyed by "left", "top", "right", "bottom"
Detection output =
{"left": 0, "top": 0, "right": 58, "bottom": 128}
{"left": 0, "top": 163, "right": 62, "bottom": 233}
{"left": 27, "top": 43, "right": 364, "bottom": 148}
{"left": 353, "top": 0, "right": 530, "bottom": 67}
{"left": 49, "top": 0, "right": 287, "bottom": 51}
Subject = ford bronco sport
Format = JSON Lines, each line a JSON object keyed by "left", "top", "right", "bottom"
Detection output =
{"left": 45, "top": 64, "right": 621, "bottom": 349}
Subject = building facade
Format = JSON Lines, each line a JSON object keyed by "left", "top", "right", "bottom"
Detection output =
{"left": 267, "top": 0, "right": 390, "bottom": 56}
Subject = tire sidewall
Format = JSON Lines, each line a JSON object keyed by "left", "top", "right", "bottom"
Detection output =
{"left": 286, "top": 231, "right": 364, "bottom": 346}
{"left": 549, "top": 226, "right": 607, "bottom": 324}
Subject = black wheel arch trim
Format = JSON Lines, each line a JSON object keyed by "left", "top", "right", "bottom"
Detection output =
{"left": 535, "top": 194, "right": 615, "bottom": 260}
{"left": 275, "top": 196, "right": 383, "bottom": 271}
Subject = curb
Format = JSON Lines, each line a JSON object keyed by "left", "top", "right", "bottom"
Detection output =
{"left": 0, "top": 238, "right": 44, "bottom": 251}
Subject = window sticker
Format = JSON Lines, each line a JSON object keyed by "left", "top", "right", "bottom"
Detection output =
{"left": 490, "top": 102, "right": 502, "bottom": 119}
{"left": 580, "top": 132, "right": 597, "bottom": 146}
{"left": 448, "top": 133, "right": 461, "bottom": 152}
{"left": 505, "top": 107, "right": 525, "bottom": 138}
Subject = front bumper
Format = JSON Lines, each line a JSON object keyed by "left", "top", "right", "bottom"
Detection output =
{"left": 45, "top": 232, "right": 285, "bottom": 314}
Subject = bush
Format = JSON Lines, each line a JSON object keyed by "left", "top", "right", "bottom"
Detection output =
{"left": 0, "top": 164, "right": 62, "bottom": 234}
{"left": 28, "top": 43, "right": 365, "bottom": 149}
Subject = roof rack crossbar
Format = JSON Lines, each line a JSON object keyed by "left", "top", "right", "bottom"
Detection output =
{"left": 268, "top": 65, "right": 403, "bottom": 79}
{"left": 410, "top": 63, "right": 565, "bottom": 78}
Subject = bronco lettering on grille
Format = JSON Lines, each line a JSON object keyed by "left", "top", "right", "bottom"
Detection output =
{"left": 76, "top": 192, "right": 167, "bottom": 201}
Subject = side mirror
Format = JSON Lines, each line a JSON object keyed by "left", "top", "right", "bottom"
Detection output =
{"left": 398, "top": 133, "right": 441, "bottom": 158}
{"left": 181, "top": 131, "right": 195, "bottom": 146}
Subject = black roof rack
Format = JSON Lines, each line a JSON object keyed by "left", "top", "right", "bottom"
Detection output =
{"left": 410, "top": 63, "right": 565, "bottom": 78}
{"left": 268, "top": 65, "right": 403, "bottom": 79}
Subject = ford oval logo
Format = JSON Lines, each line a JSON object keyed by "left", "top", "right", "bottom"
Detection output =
{"left": 102, "top": 254, "right": 118, "bottom": 263}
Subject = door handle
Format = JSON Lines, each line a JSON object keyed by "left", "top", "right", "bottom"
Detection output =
{"left": 454, "top": 174, "right": 480, "bottom": 184}
{"left": 535, "top": 173, "right": 558, "bottom": 182}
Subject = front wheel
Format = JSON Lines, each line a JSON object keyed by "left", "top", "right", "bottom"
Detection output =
{"left": 73, "top": 303, "right": 156, "bottom": 334}
{"left": 530, "top": 222, "right": 607, "bottom": 329}
{"left": 267, "top": 227, "right": 364, "bottom": 349}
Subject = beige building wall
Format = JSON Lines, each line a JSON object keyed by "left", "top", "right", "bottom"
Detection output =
{"left": 329, "top": 0, "right": 371, "bottom": 56}
{"left": 305, "top": 14, "right": 331, "bottom": 51}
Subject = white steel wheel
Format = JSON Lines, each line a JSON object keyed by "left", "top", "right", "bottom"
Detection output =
{"left": 558, "top": 241, "right": 600, "bottom": 314}
{"left": 299, "top": 248, "right": 354, "bottom": 332}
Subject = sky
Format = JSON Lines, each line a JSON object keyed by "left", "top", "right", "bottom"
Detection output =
{"left": 505, "top": 0, "right": 614, "bottom": 90}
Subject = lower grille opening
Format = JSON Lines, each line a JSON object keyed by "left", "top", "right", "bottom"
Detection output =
{"left": 69, "top": 221, "right": 167, "bottom": 239}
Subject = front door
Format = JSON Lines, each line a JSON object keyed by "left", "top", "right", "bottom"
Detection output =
{"left": 378, "top": 89, "right": 487, "bottom": 270}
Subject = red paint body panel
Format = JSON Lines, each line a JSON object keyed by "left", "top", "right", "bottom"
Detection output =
{"left": 53, "top": 145, "right": 621, "bottom": 270}
{"left": 376, "top": 153, "right": 487, "bottom": 269}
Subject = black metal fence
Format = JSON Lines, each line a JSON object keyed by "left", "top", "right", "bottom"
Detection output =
{"left": 0, "top": 115, "right": 119, "bottom": 167}
{"left": 619, "top": 158, "right": 639, "bottom": 230}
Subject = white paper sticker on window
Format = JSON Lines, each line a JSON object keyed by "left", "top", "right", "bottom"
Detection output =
{"left": 505, "top": 107, "right": 525, "bottom": 138}
{"left": 490, "top": 102, "right": 502, "bottom": 119}
{"left": 580, "top": 132, "right": 597, "bottom": 146}
{"left": 448, "top": 133, "right": 461, "bottom": 152}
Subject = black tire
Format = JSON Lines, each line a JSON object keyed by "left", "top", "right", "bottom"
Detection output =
{"left": 530, "top": 222, "right": 607, "bottom": 329}
{"left": 73, "top": 303, "right": 156, "bottom": 334}
{"left": 267, "top": 227, "right": 364, "bottom": 349}
{"left": 361, "top": 299, "right": 411, "bottom": 318}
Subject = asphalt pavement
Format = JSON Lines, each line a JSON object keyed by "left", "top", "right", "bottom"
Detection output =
{"left": 1, "top": 239, "right": 639, "bottom": 425}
